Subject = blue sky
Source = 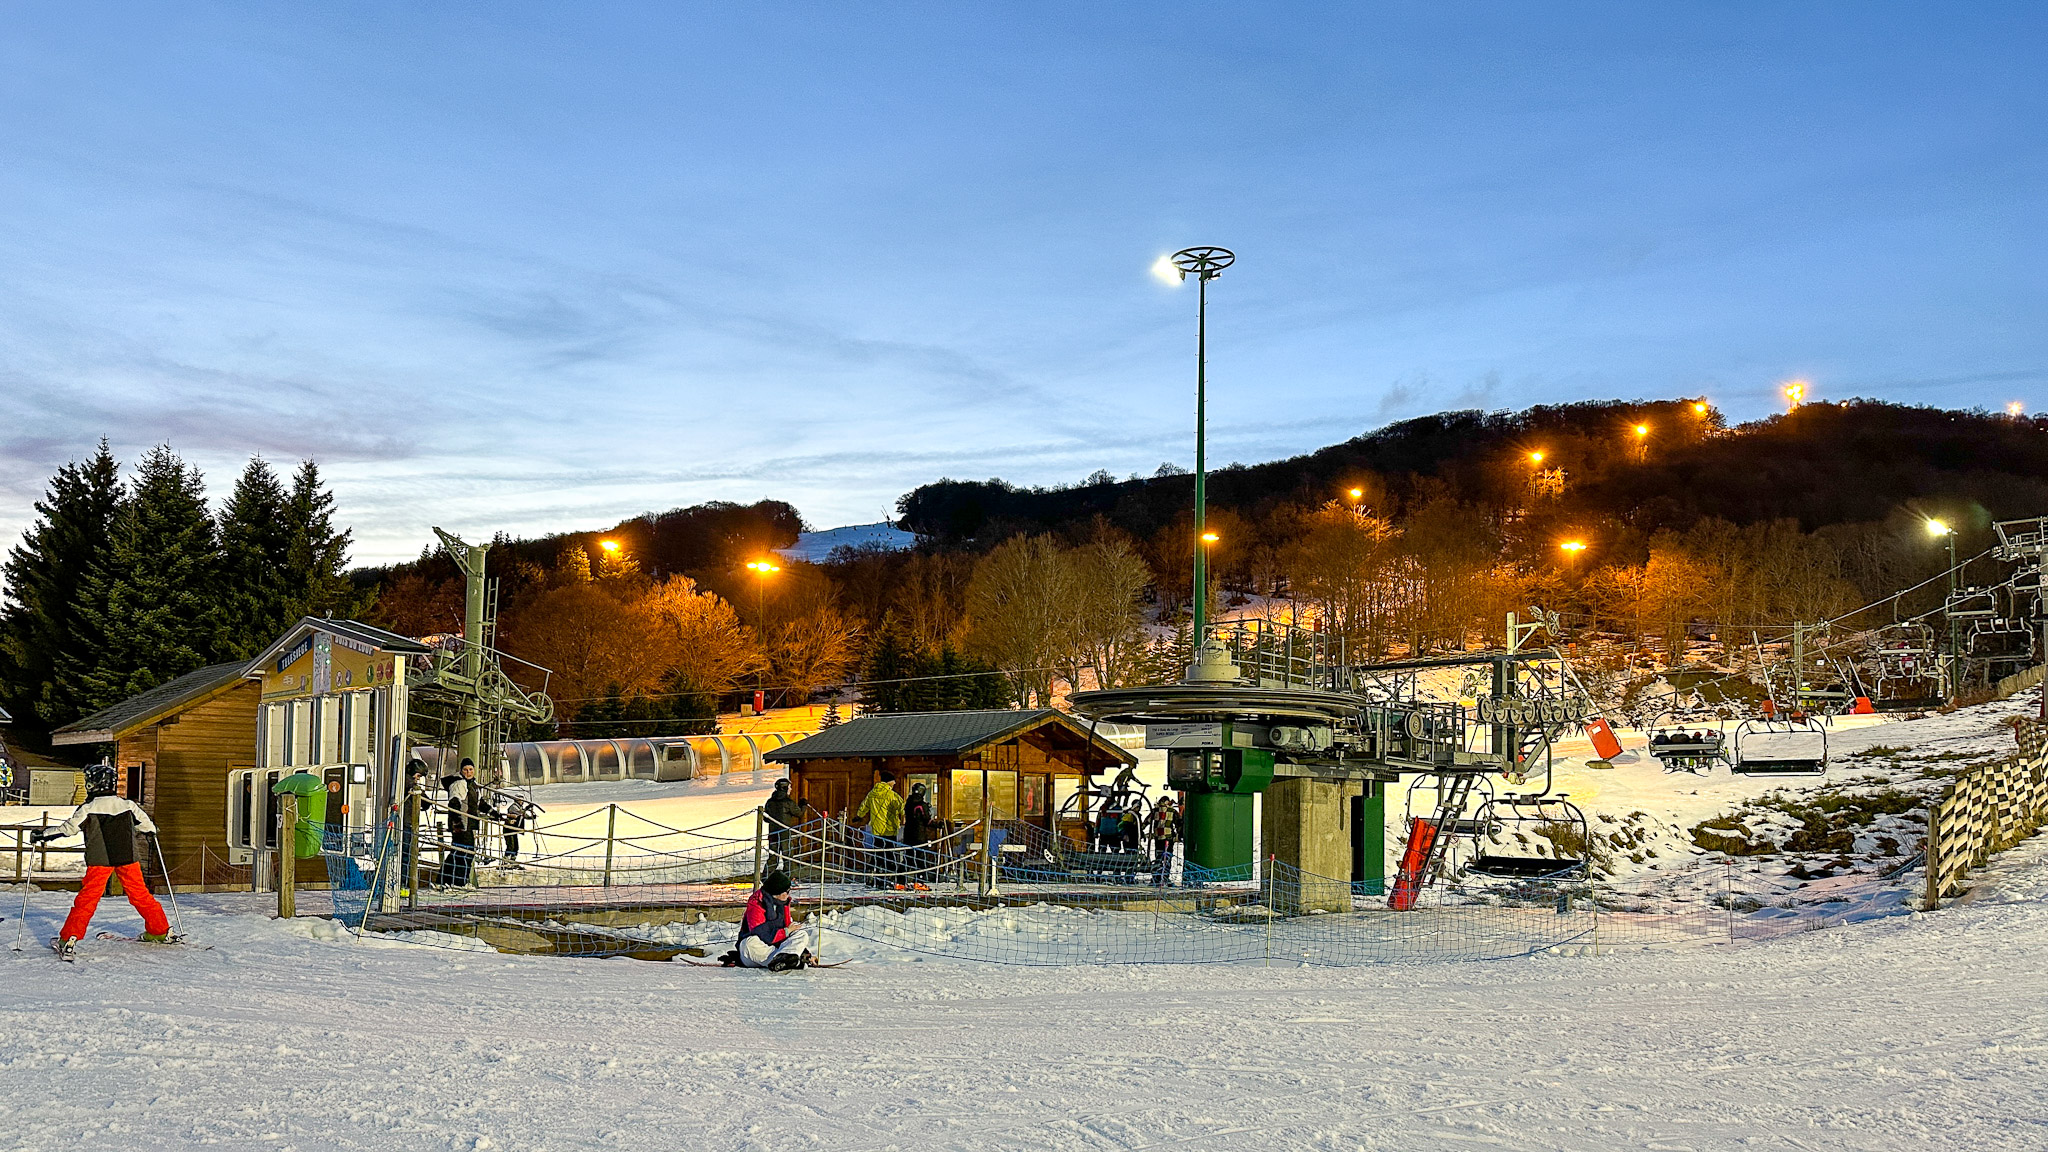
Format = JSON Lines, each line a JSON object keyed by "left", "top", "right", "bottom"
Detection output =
{"left": 2, "top": 3, "right": 2043, "bottom": 564}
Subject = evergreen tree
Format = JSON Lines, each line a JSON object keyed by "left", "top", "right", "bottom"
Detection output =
{"left": 74, "top": 446, "right": 219, "bottom": 711}
{"left": 859, "top": 624, "right": 911, "bottom": 713}
{"left": 210, "top": 457, "right": 295, "bottom": 660}
{"left": 0, "top": 441, "right": 124, "bottom": 736}
{"left": 282, "top": 461, "right": 361, "bottom": 619}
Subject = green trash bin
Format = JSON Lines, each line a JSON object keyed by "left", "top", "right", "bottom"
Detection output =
{"left": 271, "top": 771, "right": 327, "bottom": 859}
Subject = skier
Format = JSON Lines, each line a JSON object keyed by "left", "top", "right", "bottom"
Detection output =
{"left": 438, "top": 759, "right": 480, "bottom": 887}
{"left": 853, "top": 772, "right": 904, "bottom": 885}
{"left": 733, "top": 870, "right": 813, "bottom": 970}
{"left": 762, "top": 780, "right": 811, "bottom": 871}
{"left": 1149, "top": 796, "right": 1182, "bottom": 887}
{"left": 499, "top": 794, "right": 534, "bottom": 868}
{"left": 30, "top": 766, "right": 173, "bottom": 958}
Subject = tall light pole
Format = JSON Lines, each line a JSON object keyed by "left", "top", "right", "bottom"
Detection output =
{"left": 746, "top": 559, "right": 779, "bottom": 714}
{"left": 1928, "top": 519, "right": 1958, "bottom": 700}
{"left": 1168, "top": 245, "right": 1235, "bottom": 641}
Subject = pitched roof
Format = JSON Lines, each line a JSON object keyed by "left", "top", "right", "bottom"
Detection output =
{"left": 765, "top": 708, "right": 1135, "bottom": 766}
{"left": 243, "top": 616, "right": 431, "bottom": 674}
{"left": 51, "top": 662, "right": 253, "bottom": 745}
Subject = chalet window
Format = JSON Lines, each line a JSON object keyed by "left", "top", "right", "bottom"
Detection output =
{"left": 348, "top": 691, "right": 373, "bottom": 764}
{"left": 288, "top": 701, "right": 310, "bottom": 766}
{"left": 1020, "top": 774, "right": 1047, "bottom": 818}
{"left": 262, "top": 770, "right": 282, "bottom": 849}
{"left": 949, "top": 771, "right": 981, "bottom": 822}
{"left": 987, "top": 771, "right": 1018, "bottom": 821}
{"left": 233, "top": 771, "right": 253, "bottom": 847}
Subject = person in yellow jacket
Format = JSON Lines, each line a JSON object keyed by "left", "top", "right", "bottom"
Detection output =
{"left": 854, "top": 772, "right": 906, "bottom": 885}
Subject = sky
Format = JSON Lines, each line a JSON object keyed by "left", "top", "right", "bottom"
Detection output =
{"left": 2, "top": 3, "right": 2044, "bottom": 566}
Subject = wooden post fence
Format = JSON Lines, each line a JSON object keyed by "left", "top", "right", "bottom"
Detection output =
{"left": 1925, "top": 722, "right": 2048, "bottom": 909}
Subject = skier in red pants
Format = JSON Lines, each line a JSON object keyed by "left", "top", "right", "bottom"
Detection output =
{"left": 31, "top": 769, "right": 172, "bottom": 959}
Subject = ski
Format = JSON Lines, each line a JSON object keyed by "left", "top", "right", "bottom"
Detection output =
{"left": 94, "top": 931, "right": 211, "bottom": 951}
{"left": 48, "top": 937, "right": 75, "bottom": 963}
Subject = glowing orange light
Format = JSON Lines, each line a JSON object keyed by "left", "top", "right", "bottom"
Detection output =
{"left": 1633, "top": 424, "right": 1649, "bottom": 438}
{"left": 2009, "top": 401, "right": 2025, "bottom": 417}
{"left": 746, "top": 559, "right": 781, "bottom": 575}
{"left": 1784, "top": 380, "right": 1807, "bottom": 408}
{"left": 1529, "top": 451, "right": 1545, "bottom": 465}
{"left": 1347, "top": 487, "right": 1363, "bottom": 500}
{"left": 599, "top": 539, "right": 620, "bottom": 553}
{"left": 1560, "top": 540, "right": 1587, "bottom": 554}
{"left": 1693, "top": 401, "right": 1708, "bottom": 415}
{"left": 1200, "top": 531, "right": 1220, "bottom": 544}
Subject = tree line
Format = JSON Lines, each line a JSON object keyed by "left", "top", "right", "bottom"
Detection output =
{"left": 0, "top": 443, "right": 359, "bottom": 745}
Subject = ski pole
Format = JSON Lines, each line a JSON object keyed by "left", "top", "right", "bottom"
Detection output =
{"left": 10, "top": 862, "right": 29, "bottom": 952}
{"left": 152, "top": 834, "right": 185, "bottom": 939}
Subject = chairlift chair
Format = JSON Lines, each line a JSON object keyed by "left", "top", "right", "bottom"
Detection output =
{"left": 1731, "top": 714, "right": 1828, "bottom": 776}
{"left": 1645, "top": 711, "right": 1729, "bottom": 775}
{"left": 1464, "top": 794, "right": 1592, "bottom": 880}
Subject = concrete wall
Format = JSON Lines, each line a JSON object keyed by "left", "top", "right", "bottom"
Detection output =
{"left": 1261, "top": 776, "right": 1366, "bottom": 913}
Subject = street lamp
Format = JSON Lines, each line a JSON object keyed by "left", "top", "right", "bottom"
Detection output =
{"left": 1559, "top": 540, "right": 1587, "bottom": 557}
{"left": 1784, "top": 380, "right": 1807, "bottom": 410}
{"left": 745, "top": 559, "right": 780, "bottom": 713}
{"left": 1692, "top": 401, "right": 1709, "bottom": 416}
{"left": 1528, "top": 451, "right": 1544, "bottom": 465}
{"left": 1166, "top": 244, "right": 1235, "bottom": 641}
{"left": 1928, "top": 519, "right": 1958, "bottom": 699}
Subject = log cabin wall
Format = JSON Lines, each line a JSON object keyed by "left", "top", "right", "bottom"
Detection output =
{"left": 124, "top": 682, "right": 260, "bottom": 870}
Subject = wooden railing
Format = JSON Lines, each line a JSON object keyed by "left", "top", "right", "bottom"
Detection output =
{"left": 3, "top": 816, "right": 86, "bottom": 881}
{"left": 1925, "top": 720, "right": 2048, "bottom": 908}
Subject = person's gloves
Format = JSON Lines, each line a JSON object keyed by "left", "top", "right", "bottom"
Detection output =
{"left": 28, "top": 830, "right": 54, "bottom": 844}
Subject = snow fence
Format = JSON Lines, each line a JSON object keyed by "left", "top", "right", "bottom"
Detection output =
{"left": 307, "top": 805, "right": 1865, "bottom": 966}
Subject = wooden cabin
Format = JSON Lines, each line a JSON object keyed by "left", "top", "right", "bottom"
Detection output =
{"left": 765, "top": 709, "right": 1135, "bottom": 845}
{"left": 50, "top": 662, "right": 260, "bottom": 878}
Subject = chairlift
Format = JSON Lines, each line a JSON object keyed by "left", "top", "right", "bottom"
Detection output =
{"left": 1945, "top": 586, "right": 1998, "bottom": 620}
{"left": 1464, "top": 794, "right": 1592, "bottom": 879}
{"left": 1645, "top": 711, "right": 1729, "bottom": 775}
{"left": 1731, "top": 714, "right": 1828, "bottom": 776}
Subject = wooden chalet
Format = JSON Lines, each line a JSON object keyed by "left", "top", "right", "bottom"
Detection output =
{"left": 765, "top": 709, "right": 1135, "bottom": 844}
{"left": 50, "top": 661, "right": 259, "bottom": 874}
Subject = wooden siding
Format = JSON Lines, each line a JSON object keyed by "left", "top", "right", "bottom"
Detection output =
{"left": 127, "top": 680, "right": 261, "bottom": 869}
{"left": 788, "top": 729, "right": 1097, "bottom": 832}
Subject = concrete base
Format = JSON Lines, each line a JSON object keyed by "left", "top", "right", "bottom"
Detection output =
{"left": 1262, "top": 777, "right": 1367, "bottom": 913}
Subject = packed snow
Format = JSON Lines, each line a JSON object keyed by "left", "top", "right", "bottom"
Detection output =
{"left": 4, "top": 833, "right": 2048, "bottom": 1149}
{"left": 4, "top": 697, "right": 2045, "bottom": 1148}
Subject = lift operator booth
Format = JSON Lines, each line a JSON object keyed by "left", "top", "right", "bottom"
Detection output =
{"left": 232, "top": 619, "right": 424, "bottom": 867}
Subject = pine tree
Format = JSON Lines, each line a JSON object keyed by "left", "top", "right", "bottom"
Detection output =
{"left": 210, "top": 457, "right": 294, "bottom": 660}
{"left": 0, "top": 441, "right": 124, "bottom": 736}
{"left": 74, "top": 446, "right": 219, "bottom": 711}
{"left": 821, "top": 699, "right": 842, "bottom": 727}
{"left": 859, "top": 624, "right": 910, "bottom": 713}
{"left": 283, "top": 461, "right": 360, "bottom": 619}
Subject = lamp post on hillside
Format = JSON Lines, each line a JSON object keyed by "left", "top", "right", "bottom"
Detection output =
{"left": 1167, "top": 245, "right": 1235, "bottom": 641}
{"left": 1928, "top": 519, "right": 1958, "bottom": 701}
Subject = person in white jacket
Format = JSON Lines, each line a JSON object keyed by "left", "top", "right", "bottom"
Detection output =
{"left": 31, "top": 768, "right": 173, "bottom": 956}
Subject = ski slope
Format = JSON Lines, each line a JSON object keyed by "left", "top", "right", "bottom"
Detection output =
{"left": 3, "top": 833, "right": 2047, "bottom": 1150}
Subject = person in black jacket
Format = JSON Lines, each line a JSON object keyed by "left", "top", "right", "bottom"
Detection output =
{"left": 438, "top": 759, "right": 480, "bottom": 887}
{"left": 762, "top": 780, "right": 811, "bottom": 871}
{"left": 32, "top": 769, "right": 173, "bottom": 955}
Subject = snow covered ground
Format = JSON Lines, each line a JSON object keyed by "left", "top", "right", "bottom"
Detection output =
{"left": 5, "top": 693, "right": 2048, "bottom": 1148}
{"left": 3, "top": 832, "right": 2047, "bottom": 1149}
{"left": 774, "top": 521, "right": 917, "bottom": 563}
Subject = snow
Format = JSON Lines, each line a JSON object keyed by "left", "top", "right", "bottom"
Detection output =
{"left": 6, "top": 839, "right": 2048, "bottom": 1149}
{"left": 5, "top": 698, "right": 2045, "bottom": 1147}
{"left": 773, "top": 521, "right": 917, "bottom": 563}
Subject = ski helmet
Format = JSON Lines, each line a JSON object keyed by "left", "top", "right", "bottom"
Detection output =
{"left": 84, "top": 762, "right": 118, "bottom": 798}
